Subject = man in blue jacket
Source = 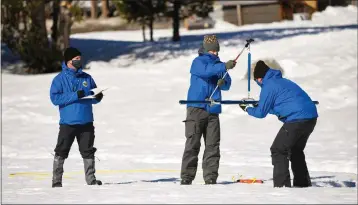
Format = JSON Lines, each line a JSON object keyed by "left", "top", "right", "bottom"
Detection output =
{"left": 180, "top": 35, "right": 236, "bottom": 185}
{"left": 50, "top": 47, "right": 103, "bottom": 187}
{"left": 239, "top": 60, "right": 318, "bottom": 188}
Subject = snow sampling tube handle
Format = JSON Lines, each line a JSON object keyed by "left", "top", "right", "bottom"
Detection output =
{"left": 234, "top": 38, "right": 254, "bottom": 62}
{"left": 209, "top": 39, "right": 255, "bottom": 100}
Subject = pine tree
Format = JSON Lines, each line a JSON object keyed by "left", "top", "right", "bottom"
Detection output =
{"left": 116, "top": 0, "right": 166, "bottom": 42}
{"left": 165, "top": 0, "right": 214, "bottom": 42}
{"left": 1, "top": 0, "right": 82, "bottom": 74}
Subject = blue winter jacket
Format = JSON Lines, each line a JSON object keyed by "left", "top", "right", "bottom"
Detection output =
{"left": 50, "top": 62, "right": 101, "bottom": 125}
{"left": 186, "top": 52, "right": 231, "bottom": 114}
{"left": 247, "top": 69, "right": 318, "bottom": 123}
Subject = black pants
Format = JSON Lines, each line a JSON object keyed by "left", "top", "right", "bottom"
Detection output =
{"left": 270, "top": 118, "right": 317, "bottom": 187}
{"left": 180, "top": 107, "right": 221, "bottom": 182}
{"left": 54, "top": 122, "right": 97, "bottom": 159}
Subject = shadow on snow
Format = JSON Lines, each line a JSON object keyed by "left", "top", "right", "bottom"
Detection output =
{"left": 2, "top": 24, "right": 357, "bottom": 70}
{"left": 102, "top": 175, "right": 356, "bottom": 188}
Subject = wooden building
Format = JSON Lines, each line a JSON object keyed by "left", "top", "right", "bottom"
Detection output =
{"left": 219, "top": 1, "right": 282, "bottom": 26}
{"left": 219, "top": 0, "right": 355, "bottom": 26}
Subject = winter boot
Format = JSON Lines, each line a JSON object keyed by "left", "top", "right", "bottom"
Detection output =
{"left": 83, "top": 158, "right": 102, "bottom": 185}
{"left": 293, "top": 173, "right": 312, "bottom": 188}
{"left": 205, "top": 179, "right": 217, "bottom": 185}
{"left": 180, "top": 179, "right": 192, "bottom": 185}
{"left": 52, "top": 155, "right": 65, "bottom": 188}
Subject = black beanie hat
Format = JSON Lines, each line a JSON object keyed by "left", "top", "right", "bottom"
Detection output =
{"left": 254, "top": 60, "right": 270, "bottom": 79}
{"left": 64, "top": 47, "right": 81, "bottom": 62}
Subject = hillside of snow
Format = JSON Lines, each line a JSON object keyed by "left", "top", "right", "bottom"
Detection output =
{"left": 1, "top": 5, "right": 357, "bottom": 204}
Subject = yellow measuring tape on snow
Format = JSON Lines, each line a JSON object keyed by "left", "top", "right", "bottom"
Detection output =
{"left": 9, "top": 169, "right": 179, "bottom": 180}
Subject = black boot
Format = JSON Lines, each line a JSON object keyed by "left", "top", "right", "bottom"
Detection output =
{"left": 293, "top": 174, "right": 312, "bottom": 188}
{"left": 180, "top": 179, "right": 192, "bottom": 185}
{"left": 52, "top": 155, "right": 65, "bottom": 188}
{"left": 205, "top": 179, "right": 217, "bottom": 185}
{"left": 83, "top": 158, "right": 102, "bottom": 185}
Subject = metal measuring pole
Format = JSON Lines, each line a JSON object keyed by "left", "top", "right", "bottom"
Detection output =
{"left": 208, "top": 39, "right": 254, "bottom": 102}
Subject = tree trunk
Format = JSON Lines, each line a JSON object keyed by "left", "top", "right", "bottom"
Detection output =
{"left": 29, "top": 1, "right": 51, "bottom": 73}
{"left": 101, "top": 0, "right": 109, "bottom": 18}
{"left": 57, "top": 2, "right": 73, "bottom": 51}
{"left": 148, "top": 0, "right": 154, "bottom": 42}
{"left": 63, "top": 9, "right": 72, "bottom": 50}
{"left": 172, "top": 0, "right": 181, "bottom": 42}
{"left": 1, "top": 5, "right": 6, "bottom": 22}
{"left": 142, "top": 22, "right": 146, "bottom": 42}
{"left": 51, "top": 0, "right": 60, "bottom": 43}
{"left": 30, "top": 1, "right": 47, "bottom": 41}
{"left": 149, "top": 15, "right": 154, "bottom": 42}
{"left": 91, "top": 0, "right": 97, "bottom": 19}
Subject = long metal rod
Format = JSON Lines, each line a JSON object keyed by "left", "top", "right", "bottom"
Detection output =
{"left": 179, "top": 100, "right": 320, "bottom": 105}
{"left": 208, "top": 39, "right": 254, "bottom": 101}
{"left": 247, "top": 46, "right": 251, "bottom": 99}
{"left": 208, "top": 71, "right": 229, "bottom": 100}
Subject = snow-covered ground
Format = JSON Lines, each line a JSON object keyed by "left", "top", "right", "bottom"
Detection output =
{"left": 1, "top": 6, "right": 357, "bottom": 204}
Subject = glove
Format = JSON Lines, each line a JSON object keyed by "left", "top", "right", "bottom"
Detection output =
{"left": 239, "top": 100, "right": 257, "bottom": 112}
{"left": 277, "top": 115, "right": 287, "bottom": 122}
{"left": 225, "top": 60, "right": 236, "bottom": 70}
{"left": 95, "top": 92, "right": 104, "bottom": 102}
{"left": 239, "top": 104, "right": 249, "bottom": 112}
{"left": 217, "top": 79, "right": 225, "bottom": 87}
{"left": 77, "top": 90, "right": 94, "bottom": 99}
{"left": 77, "top": 90, "right": 85, "bottom": 98}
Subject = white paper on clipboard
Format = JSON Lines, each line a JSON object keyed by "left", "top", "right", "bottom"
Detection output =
{"left": 82, "top": 88, "right": 108, "bottom": 99}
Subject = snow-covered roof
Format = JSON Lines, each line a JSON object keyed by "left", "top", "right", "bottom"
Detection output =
{"left": 217, "top": 0, "right": 278, "bottom": 6}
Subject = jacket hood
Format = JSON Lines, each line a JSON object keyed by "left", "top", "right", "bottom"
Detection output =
{"left": 198, "top": 45, "right": 205, "bottom": 56}
{"left": 262, "top": 69, "right": 282, "bottom": 84}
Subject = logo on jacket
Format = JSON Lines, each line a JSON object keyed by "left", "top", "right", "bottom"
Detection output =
{"left": 83, "top": 81, "right": 88, "bottom": 87}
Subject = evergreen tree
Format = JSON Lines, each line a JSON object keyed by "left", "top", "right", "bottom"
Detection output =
{"left": 116, "top": 0, "right": 166, "bottom": 42}
{"left": 165, "top": 0, "right": 214, "bottom": 42}
{"left": 1, "top": 0, "right": 82, "bottom": 74}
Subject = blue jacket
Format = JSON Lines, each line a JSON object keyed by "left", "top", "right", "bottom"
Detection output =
{"left": 50, "top": 62, "right": 101, "bottom": 125}
{"left": 187, "top": 52, "right": 231, "bottom": 114}
{"left": 247, "top": 69, "right": 318, "bottom": 123}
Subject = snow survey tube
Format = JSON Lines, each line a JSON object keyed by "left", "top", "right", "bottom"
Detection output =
{"left": 178, "top": 100, "right": 319, "bottom": 105}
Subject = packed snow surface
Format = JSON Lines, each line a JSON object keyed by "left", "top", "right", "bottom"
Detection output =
{"left": 1, "top": 5, "right": 357, "bottom": 204}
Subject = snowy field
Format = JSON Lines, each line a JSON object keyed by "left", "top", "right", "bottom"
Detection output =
{"left": 1, "top": 6, "right": 358, "bottom": 204}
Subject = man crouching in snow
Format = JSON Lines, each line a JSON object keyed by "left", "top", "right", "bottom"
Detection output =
{"left": 239, "top": 60, "right": 318, "bottom": 188}
{"left": 180, "top": 35, "right": 236, "bottom": 185}
{"left": 50, "top": 47, "right": 103, "bottom": 187}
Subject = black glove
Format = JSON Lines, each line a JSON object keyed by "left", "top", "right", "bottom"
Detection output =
{"left": 239, "top": 104, "right": 248, "bottom": 112}
{"left": 239, "top": 101, "right": 258, "bottom": 112}
{"left": 77, "top": 90, "right": 94, "bottom": 99}
{"left": 217, "top": 79, "right": 225, "bottom": 87}
{"left": 225, "top": 60, "right": 236, "bottom": 70}
{"left": 95, "top": 92, "right": 103, "bottom": 102}
{"left": 277, "top": 115, "right": 286, "bottom": 121}
{"left": 77, "top": 90, "right": 85, "bottom": 98}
